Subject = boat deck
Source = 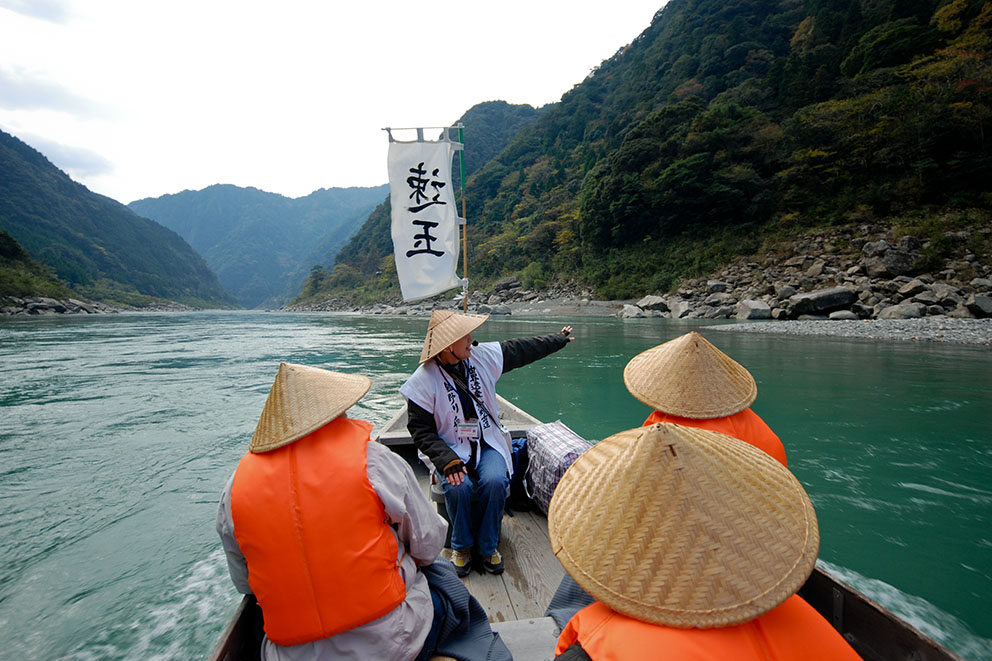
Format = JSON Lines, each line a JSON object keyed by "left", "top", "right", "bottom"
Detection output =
{"left": 390, "top": 443, "right": 565, "bottom": 624}
{"left": 380, "top": 396, "right": 565, "bottom": 660}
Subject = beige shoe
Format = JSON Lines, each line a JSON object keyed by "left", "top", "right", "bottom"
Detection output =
{"left": 451, "top": 548, "right": 472, "bottom": 577}
{"left": 482, "top": 550, "right": 503, "bottom": 575}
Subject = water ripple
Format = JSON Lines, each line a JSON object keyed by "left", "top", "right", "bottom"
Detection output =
{"left": 2, "top": 311, "right": 990, "bottom": 660}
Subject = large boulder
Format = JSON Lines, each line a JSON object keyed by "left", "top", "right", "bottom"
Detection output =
{"left": 668, "top": 298, "right": 693, "bottom": 319}
{"left": 67, "top": 298, "right": 96, "bottom": 313}
{"left": 736, "top": 299, "right": 771, "bottom": 319}
{"left": 492, "top": 277, "right": 522, "bottom": 292}
{"left": 704, "top": 292, "right": 735, "bottom": 306}
{"left": 878, "top": 302, "right": 925, "bottom": 319}
{"left": 861, "top": 240, "right": 890, "bottom": 257}
{"left": 966, "top": 294, "right": 992, "bottom": 318}
{"left": 860, "top": 238, "right": 923, "bottom": 278}
{"left": 775, "top": 284, "right": 797, "bottom": 299}
{"left": 707, "top": 280, "right": 730, "bottom": 293}
{"left": 864, "top": 249, "right": 922, "bottom": 278}
{"left": 911, "top": 290, "right": 940, "bottom": 306}
{"left": 805, "top": 260, "right": 826, "bottom": 277}
{"left": 788, "top": 287, "right": 858, "bottom": 316}
{"left": 850, "top": 302, "right": 875, "bottom": 318}
{"left": 897, "top": 279, "right": 928, "bottom": 298}
{"left": 705, "top": 305, "right": 736, "bottom": 319}
{"left": 636, "top": 295, "right": 669, "bottom": 312}
{"left": 620, "top": 304, "right": 647, "bottom": 318}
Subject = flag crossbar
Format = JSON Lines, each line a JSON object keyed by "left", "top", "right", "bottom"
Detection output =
{"left": 383, "top": 125, "right": 464, "bottom": 144}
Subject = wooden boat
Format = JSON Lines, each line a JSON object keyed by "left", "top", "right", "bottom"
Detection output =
{"left": 209, "top": 397, "right": 963, "bottom": 661}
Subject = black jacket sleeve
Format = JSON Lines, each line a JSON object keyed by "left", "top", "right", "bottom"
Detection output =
{"left": 500, "top": 333, "right": 570, "bottom": 374}
{"left": 556, "top": 642, "right": 592, "bottom": 660}
{"left": 406, "top": 398, "right": 460, "bottom": 474}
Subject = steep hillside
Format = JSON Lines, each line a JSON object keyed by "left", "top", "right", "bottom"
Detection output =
{"left": 0, "top": 130, "right": 233, "bottom": 308}
{"left": 0, "top": 229, "right": 73, "bottom": 299}
{"left": 130, "top": 183, "right": 387, "bottom": 308}
{"left": 308, "top": 0, "right": 991, "bottom": 303}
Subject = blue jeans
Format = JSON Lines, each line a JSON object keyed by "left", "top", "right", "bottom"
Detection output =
{"left": 442, "top": 444, "right": 509, "bottom": 556}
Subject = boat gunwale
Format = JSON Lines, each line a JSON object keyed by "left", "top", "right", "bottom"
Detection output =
{"left": 209, "top": 397, "right": 964, "bottom": 661}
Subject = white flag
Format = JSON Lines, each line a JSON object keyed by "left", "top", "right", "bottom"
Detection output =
{"left": 388, "top": 138, "right": 465, "bottom": 302}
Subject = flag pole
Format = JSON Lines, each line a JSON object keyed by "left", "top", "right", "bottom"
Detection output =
{"left": 457, "top": 124, "right": 468, "bottom": 313}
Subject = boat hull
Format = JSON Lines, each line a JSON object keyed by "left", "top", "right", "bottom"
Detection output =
{"left": 208, "top": 398, "right": 961, "bottom": 661}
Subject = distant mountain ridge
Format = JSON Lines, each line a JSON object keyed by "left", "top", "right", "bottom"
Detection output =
{"left": 130, "top": 183, "right": 388, "bottom": 308}
{"left": 0, "top": 129, "right": 233, "bottom": 308}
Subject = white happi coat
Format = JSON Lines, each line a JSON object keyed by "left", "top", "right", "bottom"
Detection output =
{"left": 399, "top": 342, "right": 513, "bottom": 477}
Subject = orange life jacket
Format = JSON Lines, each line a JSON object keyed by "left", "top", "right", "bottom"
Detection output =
{"left": 230, "top": 417, "right": 406, "bottom": 646}
{"left": 644, "top": 408, "right": 788, "bottom": 466}
{"left": 556, "top": 596, "right": 862, "bottom": 660}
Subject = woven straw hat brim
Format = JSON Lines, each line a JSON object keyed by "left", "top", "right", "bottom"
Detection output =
{"left": 249, "top": 363, "right": 371, "bottom": 453}
{"left": 548, "top": 423, "right": 818, "bottom": 629}
{"left": 623, "top": 332, "right": 757, "bottom": 418}
{"left": 419, "top": 309, "right": 489, "bottom": 363}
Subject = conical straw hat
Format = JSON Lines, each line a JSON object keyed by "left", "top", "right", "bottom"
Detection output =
{"left": 624, "top": 331, "right": 756, "bottom": 418}
{"left": 249, "top": 362, "right": 372, "bottom": 453}
{"left": 548, "top": 423, "right": 818, "bottom": 628}
{"left": 419, "top": 309, "right": 489, "bottom": 363}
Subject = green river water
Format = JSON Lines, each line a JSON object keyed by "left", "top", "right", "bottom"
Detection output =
{"left": 0, "top": 311, "right": 989, "bottom": 659}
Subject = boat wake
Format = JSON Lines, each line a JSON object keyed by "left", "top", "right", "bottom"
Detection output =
{"left": 60, "top": 551, "right": 237, "bottom": 661}
{"left": 818, "top": 560, "right": 992, "bottom": 660}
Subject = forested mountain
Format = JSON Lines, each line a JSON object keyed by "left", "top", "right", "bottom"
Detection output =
{"left": 0, "top": 130, "right": 233, "bottom": 308}
{"left": 304, "top": 0, "right": 991, "bottom": 303}
{"left": 130, "top": 183, "right": 388, "bottom": 308}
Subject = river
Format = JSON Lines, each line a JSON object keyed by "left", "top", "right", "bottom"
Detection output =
{"left": 0, "top": 311, "right": 989, "bottom": 659}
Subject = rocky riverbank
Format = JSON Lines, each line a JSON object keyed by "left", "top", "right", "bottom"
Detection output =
{"left": 285, "top": 277, "right": 617, "bottom": 316}
{"left": 0, "top": 296, "right": 118, "bottom": 316}
{"left": 709, "top": 317, "right": 992, "bottom": 346}
{"left": 288, "top": 221, "right": 991, "bottom": 323}
{"left": 0, "top": 295, "right": 203, "bottom": 316}
{"left": 616, "top": 223, "right": 991, "bottom": 322}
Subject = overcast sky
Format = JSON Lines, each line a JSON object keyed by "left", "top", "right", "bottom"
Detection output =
{"left": 0, "top": 1, "right": 664, "bottom": 204}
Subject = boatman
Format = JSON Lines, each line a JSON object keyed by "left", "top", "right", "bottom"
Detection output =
{"left": 216, "top": 362, "right": 509, "bottom": 661}
{"left": 401, "top": 309, "right": 574, "bottom": 577}
{"left": 547, "top": 422, "right": 861, "bottom": 660}
{"left": 623, "top": 330, "right": 788, "bottom": 465}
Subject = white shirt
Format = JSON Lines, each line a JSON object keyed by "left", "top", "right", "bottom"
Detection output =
{"left": 399, "top": 341, "right": 512, "bottom": 476}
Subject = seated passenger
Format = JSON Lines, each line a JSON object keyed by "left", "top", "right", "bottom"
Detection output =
{"left": 401, "top": 309, "right": 574, "bottom": 576}
{"left": 216, "top": 362, "right": 509, "bottom": 660}
{"left": 624, "top": 331, "right": 788, "bottom": 465}
{"left": 547, "top": 422, "right": 861, "bottom": 660}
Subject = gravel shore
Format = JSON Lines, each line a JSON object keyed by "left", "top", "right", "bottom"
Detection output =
{"left": 707, "top": 317, "right": 992, "bottom": 346}
{"left": 507, "top": 300, "right": 992, "bottom": 345}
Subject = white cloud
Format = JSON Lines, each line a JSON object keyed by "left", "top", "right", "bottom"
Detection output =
{"left": 0, "top": 0, "right": 73, "bottom": 24}
{"left": 0, "top": 1, "right": 666, "bottom": 204}
{"left": 10, "top": 130, "right": 115, "bottom": 177}
{"left": 0, "top": 67, "right": 104, "bottom": 116}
